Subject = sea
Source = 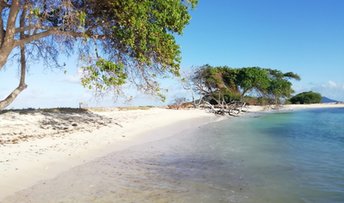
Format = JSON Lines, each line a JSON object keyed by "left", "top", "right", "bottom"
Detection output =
{"left": 4, "top": 108, "right": 344, "bottom": 203}
{"left": 163, "top": 107, "right": 344, "bottom": 203}
{"left": 131, "top": 107, "right": 344, "bottom": 203}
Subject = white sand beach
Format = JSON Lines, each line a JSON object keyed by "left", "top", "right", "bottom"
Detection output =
{"left": 0, "top": 107, "right": 223, "bottom": 200}
{"left": 1, "top": 103, "right": 343, "bottom": 201}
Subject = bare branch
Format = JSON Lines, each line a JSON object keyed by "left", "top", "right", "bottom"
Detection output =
{"left": 15, "top": 24, "right": 42, "bottom": 34}
{"left": 15, "top": 27, "right": 105, "bottom": 47}
{"left": 4, "top": 0, "right": 20, "bottom": 43}
{"left": 14, "top": 29, "right": 59, "bottom": 46}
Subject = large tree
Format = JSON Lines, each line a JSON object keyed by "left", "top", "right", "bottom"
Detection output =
{"left": 191, "top": 65, "right": 240, "bottom": 104}
{"left": 0, "top": 0, "right": 197, "bottom": 109}
{"left": 191, "top": 65, "right": 300, "bottom": 105}
{"left": 266, "top": 69, "right": 301, "bottom": 104}
{"left": 236, "top": 67, "right": 270, "bottom": 100}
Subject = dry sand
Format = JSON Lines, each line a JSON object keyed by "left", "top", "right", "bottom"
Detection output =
{"left": 0, "top": 107, "right": 223, "bottom": 200}
{"left": 1, "top": 103, "right": 343, "bottom": 201}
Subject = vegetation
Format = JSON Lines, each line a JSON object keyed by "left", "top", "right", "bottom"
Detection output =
{"left": 289, "top": 91, "right": 322, "bottom": 104}
{"left": 0, "top": 0, "right": 197, "bottom": 109}
{"left": 191, "top": 65, "right": 300, "bottom": 107}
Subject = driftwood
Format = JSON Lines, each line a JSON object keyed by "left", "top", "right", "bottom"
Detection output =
{"left": 199, "top": 101, "right": 246, "bottom": 117}
{"left": 168, "top": 95, "right": 247, "bottom": 117}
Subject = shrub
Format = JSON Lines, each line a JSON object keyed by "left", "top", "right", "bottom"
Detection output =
{"left": 289, "top": 91, "right": 322, "bottom": 104}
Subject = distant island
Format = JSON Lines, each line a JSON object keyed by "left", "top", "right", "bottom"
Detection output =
{"left": 321, "top": 96, "right": 341, "bottom": 103}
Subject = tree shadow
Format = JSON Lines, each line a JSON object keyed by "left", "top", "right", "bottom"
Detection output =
{"left": 0, "top": 108, "right": 116, "bottom": 145}
{"left": 38, "top": 108, "right": 113, "bottom": 131}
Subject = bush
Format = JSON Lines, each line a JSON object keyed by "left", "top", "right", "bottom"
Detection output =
{"left": 289, "top": 91, "right": 322, "bottom": 104}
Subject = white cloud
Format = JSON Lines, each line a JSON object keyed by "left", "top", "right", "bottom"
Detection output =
{"left": 309, "top": 80, "right": 344, "bottom": 101}
{"left": 328, "top": 80, "right": 336, "bottom": 87}
{"left": 321, "top": 80, "right": 342, "bottom": 89}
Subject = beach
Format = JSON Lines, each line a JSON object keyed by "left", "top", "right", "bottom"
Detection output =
{"left": 0, "top": 107, "right": 224, "bottom": 200}
{"left": 1, "top": 104, "right": 344, "bottom": 202}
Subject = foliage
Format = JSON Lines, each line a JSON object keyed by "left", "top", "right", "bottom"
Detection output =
{"left": 192, "top": 65, "right": 240, "bottom": 103}
{"left": 289, "top": 91, "right": 322, "bottom": 104}
{"left": 83, "top": 0, "right": 198, "bottom": 93}
{"left": 0, "top": 0, "right": 197, "bottom": 109}
{"left": 236, "top": 67, "right": 270, "bottom": 97}
{"left": 191, "top": 65, "right": 300, "bottom": 105}
{"left": 266, "top": 69, "right": 301, "bottom": 104}
{"left": 81, "top": 58, "right": 127, "bottom": 92}
{"left": 244, "top": 96, "right": 274, "bottom": 105}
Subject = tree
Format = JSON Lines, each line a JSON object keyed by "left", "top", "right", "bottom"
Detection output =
{"left": 0, "top": 0, "right": 197, "bottom": 109}
{"left": 190, "top": 65, "right": 300, "bottom": 106}
{"left": 289, "top": 91, "right": 322, "bottom": 104}
{"left": 191, "top": 65, "right": 240, "bottom": 105}
{"left": 236, "top": 67, "right": 270, "bottom": 101}
{"left": 266, "top": 69, "right": 301, "bottom": 104}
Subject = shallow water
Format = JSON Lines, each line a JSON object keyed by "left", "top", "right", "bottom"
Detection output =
{"left": 224, "top": 108, "right": 344, "bottom": 203}
{"left": 4, "top": 108, "right": 344, "bottom": 203}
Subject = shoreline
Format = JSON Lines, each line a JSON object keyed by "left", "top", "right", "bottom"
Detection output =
{"left": 0, "top": 108, "right": 224, "bottom": 200}
{"left": 246, "top": 103, "right": 344, "bottom": 113}
{"left": 1, "top": 103, "right": 343, "bottom": 200}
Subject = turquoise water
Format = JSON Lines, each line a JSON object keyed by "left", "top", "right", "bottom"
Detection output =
{"left": 209, "top": 108, "right": 344, "bottom": 203}
{"left": 5, "top": 108, "right": 344, "bottom": 202}
{"left": 131, "top": 107, "right": 344, "bottom": 202}
{"left": 145, "top": 108, "right": 344, "bottom": 202}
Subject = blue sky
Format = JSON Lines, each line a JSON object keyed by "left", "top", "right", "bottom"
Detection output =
{"left": 1, "top": 0, "right": 344, "bottom": 108}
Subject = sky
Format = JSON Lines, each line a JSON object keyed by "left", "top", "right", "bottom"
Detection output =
{"left": 1, "top": 0, "right": 344, "bottom": 109}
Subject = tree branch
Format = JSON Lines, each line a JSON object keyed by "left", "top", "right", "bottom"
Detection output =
{"left": 19, "top": 6, "right": 26, "bottom": 87}
{"left": 14, "top": 27, "right": 105, "bottom": 47}
{"left": 14, "top": 29, "right": 58, "bottom": 46}
{"left": 0, "top": 6, "right": 29, "bottom": 110}
{"left": 4, "top": 0, "right": 20, "bottom": 43}
{"left": 0, "top": 5, "right": 4, "bottom": 47}
{"left": 15, "top": 24, "right": 41, "bottom": 34}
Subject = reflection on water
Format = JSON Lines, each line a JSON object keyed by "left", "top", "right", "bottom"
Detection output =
{"left": 4, "top": 108, "right": 344, "bottom": 203}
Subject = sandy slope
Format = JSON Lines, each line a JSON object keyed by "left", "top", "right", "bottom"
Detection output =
{"left": 0, "top": 108, "right": 223, "bottom": 200}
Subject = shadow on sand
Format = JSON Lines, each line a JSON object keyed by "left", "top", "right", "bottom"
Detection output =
{"left": 0, "top": 108, "right": 114, "bottom": 145}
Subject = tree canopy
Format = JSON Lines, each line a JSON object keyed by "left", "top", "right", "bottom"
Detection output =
{"left": 0, "top": 0, "right": 197, "bottom": 109}
{"left": 289, "top": 91, "right": 322, "bottom": 104}
{"left": 191, "top": 65, "right": 300, "bottom": 105}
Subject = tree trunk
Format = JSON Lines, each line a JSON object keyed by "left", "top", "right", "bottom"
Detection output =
{"left": 240, "top": 89, "right": 249, "bottom": 103}
{"left": 0, "top": 48, "right": 13, "bottom": 70}
{"left": 0, "top": 6, "right": 27, "bottom": 110}
{"left": 0, "top": 45, "right": 27, "bottom": 110}
{"left": 0, "top": 85, "right": 27, "bottom": 109}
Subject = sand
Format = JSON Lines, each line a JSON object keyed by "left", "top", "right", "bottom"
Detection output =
{"left": 0, "top": 107, "right": 223, "bottom": 200}
{"left": 1, "top": 103, "right": 343, "bottom": 201}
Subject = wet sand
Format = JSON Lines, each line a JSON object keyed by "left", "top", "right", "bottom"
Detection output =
{"left": 2, "top": 121, "right": 245, "bottom": 203}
